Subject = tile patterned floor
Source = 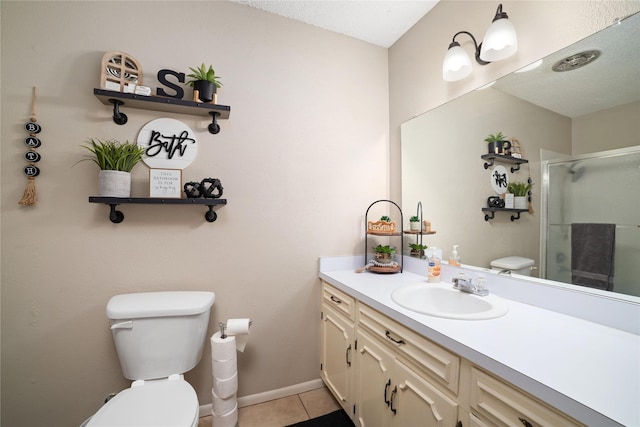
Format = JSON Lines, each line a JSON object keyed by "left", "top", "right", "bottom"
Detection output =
{"left": 198, "top": 387, "right": 341, "bottom": 427}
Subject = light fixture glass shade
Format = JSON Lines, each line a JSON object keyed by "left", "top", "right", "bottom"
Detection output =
{"left": 479, "top": 17, "right": 518, "bottom": 62}
{"left": 442, "top": 44, "right": 472, "bottom": 81}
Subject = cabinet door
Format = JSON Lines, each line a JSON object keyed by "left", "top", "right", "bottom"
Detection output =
{"left": 354, "top": 330, "right": 394, "bottom": 427}
{"left": 392, "top": 358, "right": 459, "bottom": 427}
{"left": 321, "top": 303, "right": 354, "bottom": 411}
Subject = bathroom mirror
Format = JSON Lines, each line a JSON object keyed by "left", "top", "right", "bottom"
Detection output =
{"left": 401, "top": 12, "right": 640, "bottom": 298}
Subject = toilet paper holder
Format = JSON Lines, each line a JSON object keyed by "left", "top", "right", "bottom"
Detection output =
{"left": 218, "top": 320, "right": 252, "bottom": 339}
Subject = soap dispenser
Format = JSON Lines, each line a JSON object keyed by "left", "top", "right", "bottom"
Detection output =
{"left": 427, "top": 248, "right": 441, "bottom": 283}
{"left": 449, "top": 245, "right": 461, "bottom": 267}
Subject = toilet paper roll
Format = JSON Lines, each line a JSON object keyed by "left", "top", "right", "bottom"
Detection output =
{"left": 213, "top": 372, "right": 238, "bottom": 399}
{"left": 211, "top": 332, "right": 237, "bottom": 361}
{"left": 226, "top": 318, "right": 251, "bottom": 352}
{"left": 211, "top": 389, "right": 237, "bottom": 415}
{"left": 211, "top": 405, "right": 238, "bottom": 427}
{"left": 212, "top": 357, "right": 237, "bottom": 380}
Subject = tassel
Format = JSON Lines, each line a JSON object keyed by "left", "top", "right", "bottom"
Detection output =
{"left": 18, "top": 177, "right": 37, "bottom": 206}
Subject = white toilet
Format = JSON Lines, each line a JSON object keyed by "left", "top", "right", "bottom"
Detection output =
{"left": 82, "top": 291, "right": 215, "bottom": 427}
{"left": 490, "top": 256, "right": 535, "bottom": 276}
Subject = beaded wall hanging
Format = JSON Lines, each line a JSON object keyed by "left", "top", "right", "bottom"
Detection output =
{"left": 19, "top": 87, "right": 41, "bottom": 206}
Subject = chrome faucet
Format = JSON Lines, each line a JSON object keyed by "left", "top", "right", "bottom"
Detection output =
{"left": 452, "top": 275, "right": 489, "bottom": 296}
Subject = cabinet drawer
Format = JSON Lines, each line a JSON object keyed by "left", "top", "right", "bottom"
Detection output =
{"left": 357, "top": 302, "right": 460, "bottom": 395}
{"left": 470, "top": 368, "right": 584, "bottom": 427}
{"left": 322, "top": 282, "right": 355, "bottom": 321}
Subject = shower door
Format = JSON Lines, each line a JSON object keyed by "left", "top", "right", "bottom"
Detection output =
{"left": 541, "top": 146, "right": 640, "bottom": 297}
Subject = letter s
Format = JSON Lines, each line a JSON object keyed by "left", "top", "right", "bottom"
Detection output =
{"left": 156, "top": 69, "right": 185, "bottom": 99}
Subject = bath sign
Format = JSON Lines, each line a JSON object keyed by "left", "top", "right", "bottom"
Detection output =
{"left": 136, "top": 118, "right": 198, "bottom": 170}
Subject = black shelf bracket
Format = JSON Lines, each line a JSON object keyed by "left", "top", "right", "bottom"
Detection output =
{"left": 208, "top": 112, "right": 221, "bottom": 134}
{"left": 108, "top": 204, "right": 125, "bottom": 223}
{"left": 484, "top": 210, "right": 495, "bottom": 221}
{"left": 483, "top": 158, "right": 495, "bottom": 169}
{"left": 109, "top": 99, "right": 128, "bottom": 125}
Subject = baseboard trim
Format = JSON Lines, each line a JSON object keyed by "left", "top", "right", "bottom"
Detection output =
{"left": 199, "top": 378, "right": 325, "bottom": 417}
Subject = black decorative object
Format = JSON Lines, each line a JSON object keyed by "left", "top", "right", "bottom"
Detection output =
{"left": 183, "top": 182, "right": 201, "bottom": 198}
{"left": 200, "top": 178, "right": 223, "bottom": 199}
{"left": 487, "top": 196, "right": 505, "bottom": 208}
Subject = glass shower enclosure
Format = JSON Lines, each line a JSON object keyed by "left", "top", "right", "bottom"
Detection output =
{"left": 541, "top": 146, "right": 640, "bottom": 297}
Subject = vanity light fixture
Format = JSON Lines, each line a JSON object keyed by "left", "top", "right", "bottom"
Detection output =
{"left": 442, "top": 4, "right": 518, "bottom": 82}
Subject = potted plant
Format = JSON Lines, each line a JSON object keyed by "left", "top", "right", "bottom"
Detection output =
{"left": 409, "top": 215, "right": 421, "bottom": 231}
{"left": 409, "top": 243, "right": 428, "bottom": 258}
{"left": 78, "top": 138, "right": 146, "bottom": 197}
{"left": 374, "top": 244, "right": 396, "bottom": 263}
{"left": 507, "top": 181, "right": 533, "bottom": 209}
{"left": 484, "top": 132, "right": 512, "bottom": 155}
{"left": 186, "top": 63, "right": 222, "bottom": 103}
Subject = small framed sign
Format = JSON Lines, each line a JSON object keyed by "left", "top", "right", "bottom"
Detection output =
{"left": 149, "top": 169, "right": 182, "bottom": 198}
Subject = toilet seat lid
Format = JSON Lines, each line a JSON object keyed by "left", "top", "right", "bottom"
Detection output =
{"left": 87, "top": 378, "right": 198, "bottom": 427}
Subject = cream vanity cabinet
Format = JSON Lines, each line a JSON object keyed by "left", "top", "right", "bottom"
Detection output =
{"left": 320, "top": 283, "right": 356, "bottom": 416}
{"left": 354, "top": 310, "right": 458, "bottom": 427}
{"left": 320, "top": 281, "right": 584, "bottom": 427}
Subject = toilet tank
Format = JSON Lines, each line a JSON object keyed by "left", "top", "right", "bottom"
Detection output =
{"left": 106, "top": 291, "right": 215, "bottom": 381}
{"left": 490, "top": 256, "right": 535, "bottom": 276}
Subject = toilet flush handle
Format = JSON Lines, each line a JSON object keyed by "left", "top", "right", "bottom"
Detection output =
{"left": 110, "top": 320, "right": 133, "bottom": 330}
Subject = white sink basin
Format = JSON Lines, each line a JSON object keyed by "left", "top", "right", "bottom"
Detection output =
{"left": 391, "top": 283, "right": 509, "bottom": 320}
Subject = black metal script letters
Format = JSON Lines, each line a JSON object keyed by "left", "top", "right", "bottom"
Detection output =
{"left": 146, "top": 130, "right": 195, "bottom": 159}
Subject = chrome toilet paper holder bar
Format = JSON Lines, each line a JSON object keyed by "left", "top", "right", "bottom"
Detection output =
{"left": 218, "top": 320, "right": 252, "bottom": 339}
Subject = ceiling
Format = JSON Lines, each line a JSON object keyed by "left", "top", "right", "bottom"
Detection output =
{"left": 231, "top": 0, "right": 439, "bottom": 48}
{"left": 493, "top": 12, "right": 640, "bottom": 118}
{"left": 231, "top": 2, "right": 638, "bottom": 118}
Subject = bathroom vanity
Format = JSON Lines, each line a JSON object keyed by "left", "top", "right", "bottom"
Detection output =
{"left": 319, "top": 256, "right": 640, "bottom": 427}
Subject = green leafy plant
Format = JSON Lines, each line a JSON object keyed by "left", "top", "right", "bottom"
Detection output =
{"left": 374, "top": 244, "right": 396, "bottom": 254}
{"left": 507, "top": 181, "right": 533, "bottom": 196}
{"left": 78, "top": 138, "right": 145, "bottom": 172}
{"left": 409, "top": 243, "right": 428, "bottom": 251}
{"left": 484, "top": 132, "right": 505, "bottom": 143}
{"left": 186, "top": 63, "right": 222, "bottom": 88}
{"left": 380, "top": 215, "right": 391, "bottom": 222}
{"left": 409, "top": 215, "right": 420, "bottom": 222}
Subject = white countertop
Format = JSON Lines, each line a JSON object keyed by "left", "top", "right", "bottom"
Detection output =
{"left": 319, "top": 257, "right": 640, "bottom": 427}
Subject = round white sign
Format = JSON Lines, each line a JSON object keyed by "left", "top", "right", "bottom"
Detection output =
{"left": 136, "top": 118, "right": 198, "bottom": 170}
{"left": 490, "top": 165, "right": 509, "bottom": 194}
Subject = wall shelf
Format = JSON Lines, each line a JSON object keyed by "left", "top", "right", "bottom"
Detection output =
{"left": 89, "top": 196, "right": 226, "bottom": 223}
{"left": 93, "top": 88, "right": 231, "bottom": 134}
{"left": 481, "top": 154, "right": 528, "bottom": 172}
{"left": 482, "top": 207, "right": 528, "bottom": 222}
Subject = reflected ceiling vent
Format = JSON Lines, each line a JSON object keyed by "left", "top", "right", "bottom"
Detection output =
{"left": 552, "top": 50, "right": 601, "bottom": 72}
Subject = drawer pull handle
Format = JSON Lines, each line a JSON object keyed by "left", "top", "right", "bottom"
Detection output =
{"left": 330, "top": 296, "right": 342, "bottom": 304}
{"left": 385, "top": 330, "right": 405, "bottom": 345}
{"left": 346, "top": 344, "right": 352, "bottom": 367}
{"left": 384, "top": 379, "right": 391, "bottom": 406}
{"left": 390, "top": 385, "right": 398, "bottom": 414}
{"left": 519, "top": 418, "right": 533, "bottom": 427}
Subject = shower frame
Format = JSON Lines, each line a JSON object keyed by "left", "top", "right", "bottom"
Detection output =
{"left": 539, "top": 145, "right": 640, "bottom": 285}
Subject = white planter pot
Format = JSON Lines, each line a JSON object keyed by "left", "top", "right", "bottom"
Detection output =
{"left": 99, "top": 170, "right": 131, "bottom": 197}
{"left": 514, "top": 196, "right": 527, "bottom": 209}
{"left": 410, "top": 222, "right": 420, "bottom": 231}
